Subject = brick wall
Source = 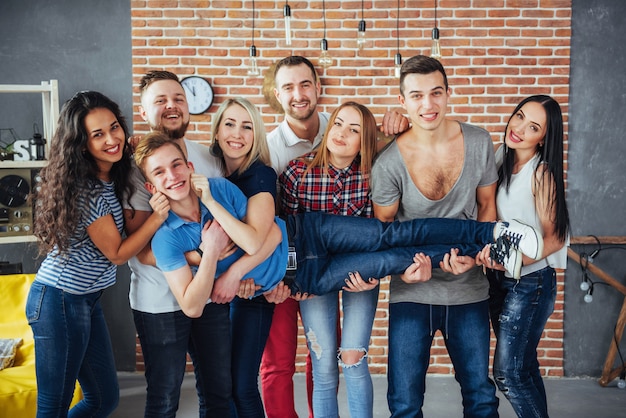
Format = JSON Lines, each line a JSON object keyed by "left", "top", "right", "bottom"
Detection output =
{"left": 131, "top": 0, "right": 571, "bottom": 376}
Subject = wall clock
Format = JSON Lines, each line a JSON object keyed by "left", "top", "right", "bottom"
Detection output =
{"left": 181, "top": 76, "right": 214, "bottom": 115}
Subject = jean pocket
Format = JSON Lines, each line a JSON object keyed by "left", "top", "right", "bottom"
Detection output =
{"left": 25, "top": 282, "right": 46, "bottom": 323}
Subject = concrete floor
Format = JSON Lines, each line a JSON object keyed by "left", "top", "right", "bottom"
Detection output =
{"left": 112, "top": 372, "right": 626, "bottom": 417}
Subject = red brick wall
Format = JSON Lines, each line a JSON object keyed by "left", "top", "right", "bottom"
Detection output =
{"left": 131, "top": 0, "right": 571, "bottom": 376}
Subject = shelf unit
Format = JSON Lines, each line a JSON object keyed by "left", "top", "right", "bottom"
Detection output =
{"left": 0, "top": 80, "right": 59, "bottom": 244}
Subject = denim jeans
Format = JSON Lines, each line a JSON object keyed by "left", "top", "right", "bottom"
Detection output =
{"left": 387, "top": 301, "right": 499, "bottom": 418}
{"left": 300, "top": 286, "right": 379, "bottom": 418}
{"left": 26, "top": 282, "right": 119, "bottom": 418}
{"left": 133, "top": 303, "right": 232, "bottom": 418}
{"left": 230, "top": 295, "right": 274, "bottom": 418}
{"left": 287, "top": 212, "right": 491, "bottom": 295}
{"left": 488, "top": 266, "right": 556, "bottom": 418}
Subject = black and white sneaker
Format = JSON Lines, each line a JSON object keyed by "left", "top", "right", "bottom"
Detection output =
{"left": 490, "top": 236, "right": 523, "bottom": 279}
{"left": 494, "top": 219, "right": 543, "bottom": 261}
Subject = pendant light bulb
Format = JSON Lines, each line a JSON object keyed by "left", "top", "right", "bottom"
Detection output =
{"left": 247, "top": 45, "right": 260, "bottom": 77}
{"left": 394, "top": 53, "right": 402, "bottom": 79}
{"left": 284, "top": 3, "right": 292, "bottom": 46}
{"left": 357, "top": 20, "right": 366, "bottom": 50}
{"left": 431, "top": 27, "right": 442, "bottom": 60}
{"left": 319, "top": 39, "right": 333, "bottom": 69}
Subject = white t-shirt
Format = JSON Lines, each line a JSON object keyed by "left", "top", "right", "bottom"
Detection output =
{"left": 126, "top": 138, "right": 222, "bottom": 314}
{"left": 267, "top": 112, "right": 330, "bottom": 174}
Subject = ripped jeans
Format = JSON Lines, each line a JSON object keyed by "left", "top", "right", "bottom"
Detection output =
{"left": 489, "top": 266, "right": 556, "bottom": 418}
{"left": 300, "top": 286, "right": 379, "bottom": 418}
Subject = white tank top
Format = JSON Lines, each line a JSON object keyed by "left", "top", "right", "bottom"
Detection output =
{"left": 496, "top": 147, "right": 568, "bottom": 277}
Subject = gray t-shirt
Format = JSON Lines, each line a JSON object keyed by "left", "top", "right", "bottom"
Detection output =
{"left": 371, "top": 121, "right": 498, "bottom": 305}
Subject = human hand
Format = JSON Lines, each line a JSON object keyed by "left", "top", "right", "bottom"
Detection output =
{"left": 380, "top": 110, "right": 410, "bottom": 137}
{"left": 342, "top": 271, "right": 380, "bottom": 292}
{"left": 263, "top": 281, "right": 292, "bottom": 304}
{"left": 237, "top": 278, "right": 261, "bottom": 299}
{"left": 218, "top": 240, "right": 238, "bottom": 260}
{"left": 476, "top": 244, "right": 505, "bottom": 273}
{"left": 439, "top": 248, "right": 476, "bottom": 275}
{"left": 200, "top": 220, "right": 230, "bottom": 256}
{"left": 148, "top": 191, "right": 170, "bottom": 222}
{"left": 190, "top": 173, "right": 212, "bottom": 203}
{"left": 291, "top": 291, "right": 314, "bottom": 301}
{"left": 210, "top": 267, "right": 242, "bottom": 304}
{"left": 401, "top": 253, "right": 432, "bottom": 283}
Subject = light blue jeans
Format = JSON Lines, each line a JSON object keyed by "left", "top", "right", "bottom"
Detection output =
{"left": 489, "top": 266, "right": 556, "bottom": 418}
{"left": 300, "top": 286, "right": 379, "bottom": 418}
{"left": 26, "top": 281, "right": 119, "bottom": 418}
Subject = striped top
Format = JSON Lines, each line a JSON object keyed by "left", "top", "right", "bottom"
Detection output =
{"left": 35, "top": 180, "right": 123, "bottom": 294}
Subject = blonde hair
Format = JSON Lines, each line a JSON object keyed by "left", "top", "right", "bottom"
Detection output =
{"left": 303, "top": 101, "right": 378, "bottom": 179}
{"left": 210, "top": 97, "right": 270, "bottom": 175}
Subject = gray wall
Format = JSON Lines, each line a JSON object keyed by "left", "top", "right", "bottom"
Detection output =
{"left": 0, "top": 0, "right": 136, "bottom": 371}
{"left": 564, "top": 0, "right": 626, "bottom": 377}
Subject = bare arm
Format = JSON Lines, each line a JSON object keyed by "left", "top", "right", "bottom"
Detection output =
{"left": 476, "top": 183, "right": 497, "bottom": 222}
{"left": 89, "top": 194, "right": 168, "bottom": 265}
{"left": 164, "top": 220, "right": 230, "bottom": 318}
{"left": 532, "top": 166, "right": 566, "bottom": 262}
{"left": 192, "top": 174, "right": 274, "bottom": 255}
{"left": 123, "top": 209, "right": 157, "bottom": 266}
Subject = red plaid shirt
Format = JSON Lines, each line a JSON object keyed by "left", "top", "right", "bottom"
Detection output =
{"left": 279, "top": 152, "right": 372, "bottom": 218}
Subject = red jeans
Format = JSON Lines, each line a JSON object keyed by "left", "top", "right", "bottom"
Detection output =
{"left": 261, "top": 298, "right": 313, "bottom": 417}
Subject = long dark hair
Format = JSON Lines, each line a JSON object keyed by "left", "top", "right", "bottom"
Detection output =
{"left": 33, "top": 91, "right": 133, "bottom": 255}
{"left": 498, "top": 95, "right": 570, "bottom": 242}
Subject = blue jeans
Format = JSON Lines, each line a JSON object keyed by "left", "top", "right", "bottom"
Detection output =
{"left": 26, "top": 282, "right": 119, "bottom": 418}
{"left": 230, "top": 295, "right": 274, "bottom": 418}
{"left": 488, "top": 266, "right": 556, "bottom": 418}
{"left": 387, "top": 301, "right": 499, "bottom": 418}
{"left": 287, "top": 212, "right": 491, "bottom": 295}
{"left": 300, "top": 287, "right": 379, "bottom": 418}
{"left": 133, "top": 303, "right": 232, "bottom": 418}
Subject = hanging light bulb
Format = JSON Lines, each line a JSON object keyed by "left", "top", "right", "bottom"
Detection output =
{"left": 431, "top": 28, "right": 442, "bottom": 60}
{"left": 393, "top": 0, "right": 401, "bottom": 78}
{"left": 583, "top": 286, "right": 594, "bottom": 303}
{"left": 319, "top": 0, "right": 333, "bottom": 69}
{"left": 394, "top": 52, "right": 402, "bottom": 79}
{"left": 357, "top": 0, "right": 366, "bottom": 50}
{"left": 247, "top": 0, "right": 260, "bottom": 77}
{"left": 284, "top": 1, "right": 292, "bottom": 46}
{"left": 431, "top": 0, "right": 442, "bottom": 60}
{"left": 248, "top": 45, "right": 260, "bottom": 77}
{"left": 319, "top": 39, "right": 333, "bottom": 69}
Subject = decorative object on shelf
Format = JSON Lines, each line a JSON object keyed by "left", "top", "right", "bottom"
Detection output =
{"left": 394, "top": 0, "right": 402, "bottom": 78}
{"left": 431, "top": 0, "right": 442, "bottom": 60}
{"left": 247, "top": 0, "right": 261, "bottom": 78}
{"left": 0, "top": 168, "right": 37, "bottom": 238}
{"left": 0, "top": 128, "right": 23, "bottom": 161}
{"left": 319, "top": 0, "right": 333, "bottom": 69}
{"left": 29, "top": 124, "right": 46, "bottom": 161}
{"left": 283, "top": 1, "right": 292, "bottom": 46}
{"left": 180, "top": 76, "right": 214, "bottom": 115}
{"left": 357, "top": 0, "right": 366, "bottom": 50}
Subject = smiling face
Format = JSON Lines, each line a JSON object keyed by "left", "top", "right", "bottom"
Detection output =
{"left": 326, "top": 105, "right": 363, "bottom": 167}
{"left": 274, "top": 63, "right": 321, "bottom": 122}
{"left": 505, "top": 101, "right": 547, "bottom": 153}
{"left": 84, "top": 107, "right": 126, "bottom": 178}
{"left": 140, "top": 79, "right": 190, "bottom": 139}
{"left": 215, "top": 103, "right": 254, "bottom": 171}
{"left": 399, "top": 71, "right": 450, "bottom": 131}
{"left": 143, "top": 142, "right": 193, "bottom": 201}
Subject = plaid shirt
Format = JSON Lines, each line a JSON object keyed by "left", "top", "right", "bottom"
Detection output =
{"left": 279, "top": 152, "right": 372, "bottom": 218}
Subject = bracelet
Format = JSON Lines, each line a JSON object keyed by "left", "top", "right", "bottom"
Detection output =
{"left": 195, "top": 248, "right": 204, "bottom": 258}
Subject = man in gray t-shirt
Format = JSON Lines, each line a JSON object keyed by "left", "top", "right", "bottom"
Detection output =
{"left": 371, "top": 55, "right": 499, "bottom": 417}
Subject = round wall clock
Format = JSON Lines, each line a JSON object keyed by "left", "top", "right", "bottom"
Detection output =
{"left": 181, "top": 76, "right": 214, "bottom": 114}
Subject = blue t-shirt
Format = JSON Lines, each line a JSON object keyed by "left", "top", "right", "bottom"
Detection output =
{"left": 152, "top": 177, "right": 288, "bottom": 293}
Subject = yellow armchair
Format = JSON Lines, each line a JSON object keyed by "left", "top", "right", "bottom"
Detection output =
{"left": 0, "top": 274, "right": 82, "bottom": 418}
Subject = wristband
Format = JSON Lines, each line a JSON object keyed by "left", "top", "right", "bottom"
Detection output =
{"left": 195, "top": 248, "right": 204, "bottom": 258}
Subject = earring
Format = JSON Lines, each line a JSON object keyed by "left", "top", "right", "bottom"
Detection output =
{"left": 210, "top": 139, "right": 223, "bottom": 158}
